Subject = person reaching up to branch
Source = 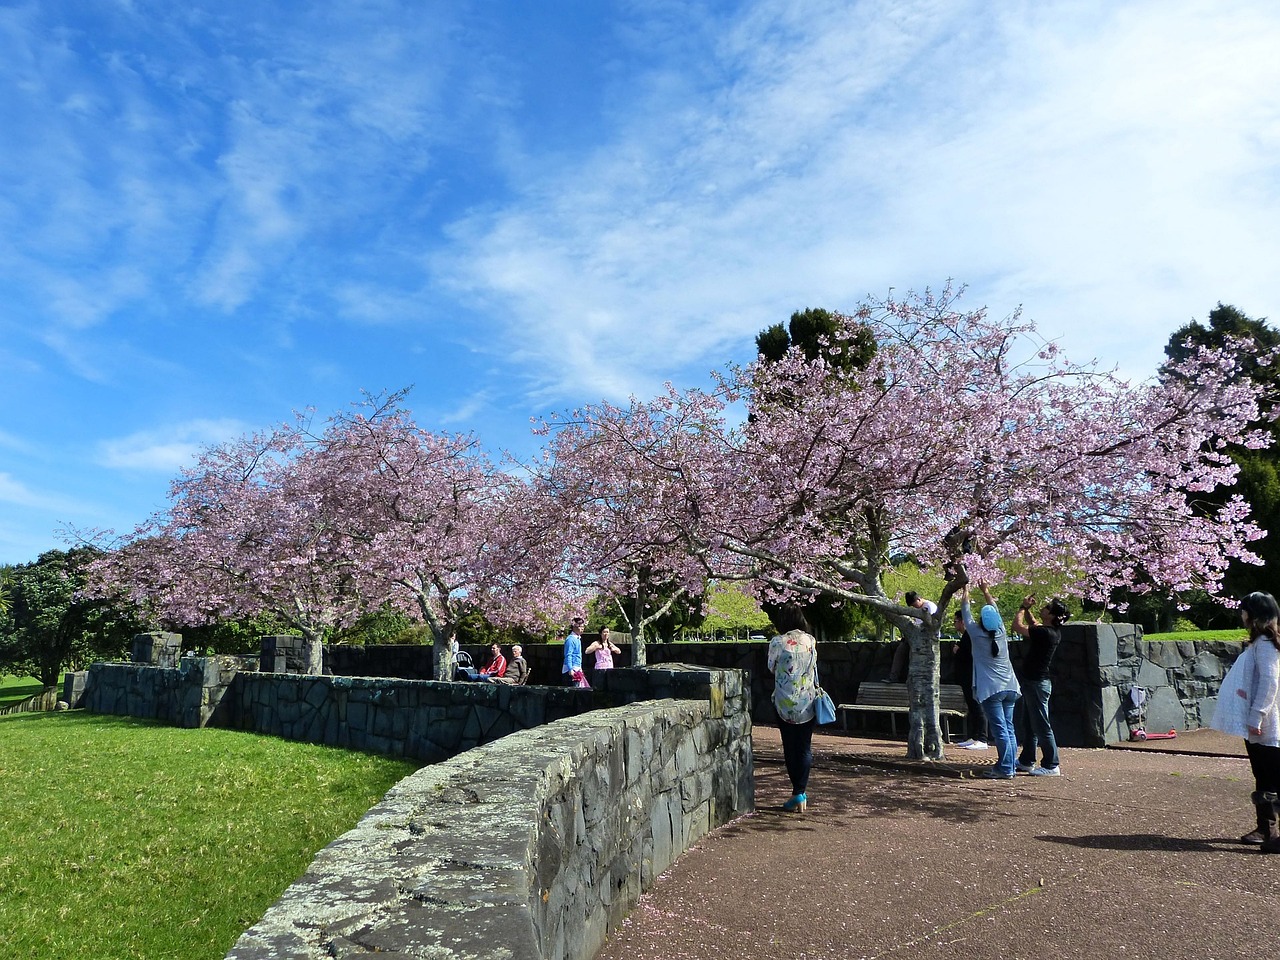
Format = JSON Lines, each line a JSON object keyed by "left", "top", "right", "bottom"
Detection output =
{"left": 960, "top": 582, "right": 1020, "bottom": 779}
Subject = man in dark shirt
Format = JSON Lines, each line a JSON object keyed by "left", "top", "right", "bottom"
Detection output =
{"left": 492, "top": 644, "right": 529, "bottom": 685}
{"left": 1013, "top": 595, "right": 1070, "bottom": 776}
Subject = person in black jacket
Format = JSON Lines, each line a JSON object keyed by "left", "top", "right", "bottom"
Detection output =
{"left": 1013, "top": 594, "right": 1070, "bottom": 776}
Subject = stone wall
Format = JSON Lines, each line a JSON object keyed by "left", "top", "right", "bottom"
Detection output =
{"left": 226, "top": 695, "right": 753, "bottom": 960}
{"left": 1085, "top": 626, "right": 1244, "bottom": 743}
{"left": 80, "top": 628, "right": 1248, "bottom": 753}
{"left": 79, "top": 651, "right": 749, "bottom": 765}
{"left": 81, "top": 655, "right": 250, "bottom": 729}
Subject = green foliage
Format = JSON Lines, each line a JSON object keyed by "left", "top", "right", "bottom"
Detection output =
{"left": 589, "top": 583, "right": 705, "bottom": 642}
{"left": 181, "top": 611, "right": 296, "bottom": 655}
{"left": 754, "top": 323, "right": 791, "bottom": 363}
{"left": 0, "top": 548, "right": 145, "bottom": 685}
{"left": 453, "top": 604, "right": 529, "bottom": 647}
{"left": 329, "top": 607, "right": 421, "bottom": 646}
{"left": 0, "top": 712, "right": 416, "bottom": 959}
{"left": 699, "top": 582, "right": 773, "bottom": 636}
{"left": 755, "top": 307, "right": 877, "bottom": 373}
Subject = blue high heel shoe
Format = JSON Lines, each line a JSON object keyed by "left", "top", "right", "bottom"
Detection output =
{"left": 781, "top": 793, "right": 807, "bottom": 813}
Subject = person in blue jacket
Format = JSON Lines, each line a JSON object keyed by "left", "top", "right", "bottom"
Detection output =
{"left": 562, "top": 617, "right": 588, "bottom": 688}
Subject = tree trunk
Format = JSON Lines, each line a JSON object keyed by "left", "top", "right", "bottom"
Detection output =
{"left": 432, "top": 623, "right": 457, "bottom": 682}
{"left": 632, "top": 583, "right": 648, "bottom": 666}
{"left": 903, "top": 621, "right": 945, "bottom": 760}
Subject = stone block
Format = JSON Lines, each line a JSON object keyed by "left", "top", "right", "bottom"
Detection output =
{"left": 1139, "top": 641, "right": 1185, "bottom": 669}
{"left": 1096, "top": 685, "right": 1126, "bottom": 745}
{"left": 1191, "top": 651, "right": 1226, "bottom": 681}
{"left": 62, "top": 671, "right": 88, "bottom": 708}
{"left": 1092, "top": 624, "right": 1119, "bottom": 667}
{"left": 1135, "top": 658, "right": 1170, "bottom": 688}
{"left": 1144, "top": 686, "right": 1187, "bottom": 732}
{"left": 131, "top": 631, "right": 182, "bottom": 668}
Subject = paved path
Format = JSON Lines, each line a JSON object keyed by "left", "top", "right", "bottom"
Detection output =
{"left": 596, "top": 728, "right": 1276, "bottom": 960}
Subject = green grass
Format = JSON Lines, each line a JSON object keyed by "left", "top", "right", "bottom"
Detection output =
{"left": 0, "top": 674, "right": 54, "bottom": 707}
{"left": 1142, "top": 629, "right": 1244, "bottom": 643}
{"left": 0, "top": 673, "right": 71, "bottom": 707}
{"left": 0, "top": 712, "right": 418, "bottom": 959}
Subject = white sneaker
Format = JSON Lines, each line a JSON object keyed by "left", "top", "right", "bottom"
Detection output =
{"left": 961, "top": 740, "right": 989, "bottom": 751}
{"left": 1030, "top": 765, "right": 1061, "bottom": 777}
{"left": 955, "top": 739, "right": 975, "bottom": 748}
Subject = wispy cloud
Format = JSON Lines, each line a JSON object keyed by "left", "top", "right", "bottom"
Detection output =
{"left": 0, "top": 1, "right": 466, "bottom": 371}
{"left": 96, "top": 418, "right": 253, "bottom": 472}
{"left": 437, "top": 0, "right": 1280, "bottom": 399}
{"left": 0, "top": 472, "right": 87, "bottom": 514}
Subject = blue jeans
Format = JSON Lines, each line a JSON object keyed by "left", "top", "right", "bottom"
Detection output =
{"left": 1017, "top": 677, "right": 1059, "bottom": 769}
{"left": 982, "top": 690, "right": 1020, "bottom": 777}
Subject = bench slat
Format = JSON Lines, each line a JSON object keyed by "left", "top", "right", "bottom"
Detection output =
{"left": 838, "top": 682, "right": 972, "bottom": 741}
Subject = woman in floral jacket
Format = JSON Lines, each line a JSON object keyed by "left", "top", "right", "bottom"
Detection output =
{"left": 767, "top": 605, "right": 820, "bottom": 813}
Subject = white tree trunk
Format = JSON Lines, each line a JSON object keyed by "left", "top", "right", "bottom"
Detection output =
{"left": 903, "top": 622, "right": 945, "bottom": 760}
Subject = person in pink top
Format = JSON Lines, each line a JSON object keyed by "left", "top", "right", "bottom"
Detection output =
{"left": 585, "top": 626, "right": 622, "bottom": 673}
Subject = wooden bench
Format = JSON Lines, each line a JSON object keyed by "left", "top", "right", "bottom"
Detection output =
{"left": 838, "top": 681, "right": 970, "bottom": 742}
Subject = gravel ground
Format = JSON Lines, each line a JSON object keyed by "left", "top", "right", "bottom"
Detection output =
{"left": 595, "top": 727, "right": 1275, "bottom": 960}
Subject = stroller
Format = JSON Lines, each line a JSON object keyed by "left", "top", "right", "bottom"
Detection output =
{"left": 453, "top": 650, "right": 479, "bottom": 681}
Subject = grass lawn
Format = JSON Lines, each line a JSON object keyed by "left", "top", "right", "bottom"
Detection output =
{"left": 1142, "top": 629, "right": 1244, "bottom": 643}
{"left": 0, "top": 674, "right": 55, "bottom": 707}
{"left": 0, "top": 712, "right": 418, "bottom": 959}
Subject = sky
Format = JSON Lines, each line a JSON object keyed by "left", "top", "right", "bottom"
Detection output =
{"left": 3, "top": 0, "right": 1280, "bottom": 565}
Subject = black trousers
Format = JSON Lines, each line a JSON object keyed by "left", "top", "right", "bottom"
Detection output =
{"left": 1245, "top": 740, "right": 1280, "bottom": 794}
{"left": 778, "top": 717, "right": 816, "bottom": 794}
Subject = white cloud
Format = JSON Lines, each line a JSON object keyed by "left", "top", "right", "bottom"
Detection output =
{"left": 0, "top": 472, "right": 86, "bottom": 513}
{"left": 436, "top": 0, "right": 1280, "bottom": 402}
{"left": 96, "top": 418, "right": 253, "bottom": 472}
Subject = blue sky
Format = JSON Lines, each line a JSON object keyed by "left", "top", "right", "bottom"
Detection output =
{"left": 3, "top": 0, "right": 1280, "bottom": 565}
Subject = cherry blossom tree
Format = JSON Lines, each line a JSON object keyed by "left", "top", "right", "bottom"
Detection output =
{"left": 89, "top": 394, "right": 577, "bottom": 680}
{"left": 88, "top": 422, "right": 368, "bottom": 644}
{"left": 548, "top": 288, "right": 1274, "bottom": 758}
{"left": 317, "top": 396, "right": 578, "bottom": 679}
{"left": 531, "top": 396, "right": 741, "bottom": 664}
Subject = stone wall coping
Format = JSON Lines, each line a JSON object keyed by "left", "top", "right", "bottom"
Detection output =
{"left": 227, "top": 697, "right": 747, "bottom": 960}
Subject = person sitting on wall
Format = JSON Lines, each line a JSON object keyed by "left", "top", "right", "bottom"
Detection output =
{"left": 491, "top": 645, "right": 529, "bottom": 685}
{"left": 478, "top": 642, "right": 507, "bottom": 680}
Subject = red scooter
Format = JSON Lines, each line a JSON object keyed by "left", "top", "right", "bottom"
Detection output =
{"left": 1130, "top": 727, "right": 1178, "bottom": 741}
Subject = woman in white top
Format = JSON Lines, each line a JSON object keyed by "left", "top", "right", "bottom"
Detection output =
{"left": 767, "top": 605, "right": 819, "bottom": 813}
{"left": 1213, "top": 591, "right": 1280, "bottom": 852}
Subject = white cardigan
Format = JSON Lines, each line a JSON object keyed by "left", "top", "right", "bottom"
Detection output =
{"left": 1212, "top": 639, "right": 1280, "bottom": 747}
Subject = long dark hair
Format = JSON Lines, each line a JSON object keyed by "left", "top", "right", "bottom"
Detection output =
{"left": 773, "top": 604, "right": 812, "bottom": 634}
{"left": 1241, "top": 591, "right": 1280, "bottom": 649}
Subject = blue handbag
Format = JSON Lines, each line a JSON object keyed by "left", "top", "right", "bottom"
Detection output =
{"left": 813, "top": 665, "right": 837, "bottom": 725}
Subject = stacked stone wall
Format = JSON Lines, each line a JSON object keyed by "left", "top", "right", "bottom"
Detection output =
{"left": 1084, "top": 626, "right": 1244, "bottom": 742}
{"left": 82, "top": 655, "right": 251, "bottom": 728}
{"left": 226, "top": 694, "right": 753, "bottom": 960}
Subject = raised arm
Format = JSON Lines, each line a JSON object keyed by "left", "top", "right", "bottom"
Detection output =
{"left": 1013, "top": 593, "right": 1037, "bottom": 638}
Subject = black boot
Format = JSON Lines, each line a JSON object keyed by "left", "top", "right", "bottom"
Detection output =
{"left": 1241, "top": 791, "right": 1276, "bottom": 845}
{"left": 1262, "top": 793, "right": 1280, "bottom": 854}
